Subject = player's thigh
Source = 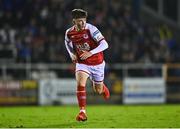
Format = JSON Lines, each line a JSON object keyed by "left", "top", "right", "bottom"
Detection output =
{"left": 75, "top": 63, "right": 90, "bottom": 86}
{"left": 76, "top": 71, "right": 89, "bottom": 86}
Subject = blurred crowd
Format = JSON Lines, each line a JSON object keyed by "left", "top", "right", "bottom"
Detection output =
{"left": 0, "top": 0, "right": 179, "bottom": 63}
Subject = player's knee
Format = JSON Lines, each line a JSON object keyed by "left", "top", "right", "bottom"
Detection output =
{"left": 77, "top": 80, "right": 86, "bottom": 86}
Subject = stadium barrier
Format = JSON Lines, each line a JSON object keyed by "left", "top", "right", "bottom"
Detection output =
{"left": 0, "top": 80, "right": 38, "bottom": 105}
{"left": 0, "top": 63, "right": 180, "bottom": 105}
{"left": 123, "top": 77, "right": 166, "bottom": 104}
{"left": 39, "top": 79, "right": 77, "bottom": 105}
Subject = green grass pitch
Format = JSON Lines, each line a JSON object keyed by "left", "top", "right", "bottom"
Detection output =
{"left": 0, "top": 105, "right": 180, "bottom": 128}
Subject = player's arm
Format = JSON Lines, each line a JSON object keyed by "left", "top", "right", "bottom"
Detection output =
{"left": 65, "top": 31, "right": 77, "bottom": 63}
{"left": 90, "top": 39, "right": 108, "bottom": 54}
{"left": 80, "top": 40, "right": 108, "bottom": 60}
{"left": 80, "top": 26, "right": 108, "bottom": 60}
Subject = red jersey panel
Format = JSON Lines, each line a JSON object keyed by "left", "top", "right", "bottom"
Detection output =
{"left": 66, "top": 24, "right": 104, "bottom": 65}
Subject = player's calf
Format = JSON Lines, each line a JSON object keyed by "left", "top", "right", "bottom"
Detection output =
{"left": 93, "top": 83, "right": 103, "bottom": 94}
{"left": 96, "top": 88, "right": 103, "bottom": 94}
{"left": 93, "top": 83, "right": 110, "bottom": 99}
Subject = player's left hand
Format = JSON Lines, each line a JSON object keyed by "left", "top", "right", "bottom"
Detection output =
{"left": 80, "top": 50, "right": 93, "bottom": 60}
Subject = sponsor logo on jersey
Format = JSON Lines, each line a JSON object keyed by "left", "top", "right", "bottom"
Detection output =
{"left": 76, "top": 42, "right": 90, "bottom": 51}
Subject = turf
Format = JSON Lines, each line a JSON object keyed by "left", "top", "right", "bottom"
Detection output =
{"left": 0, "top": 105, "right": 180, "bottom": 128}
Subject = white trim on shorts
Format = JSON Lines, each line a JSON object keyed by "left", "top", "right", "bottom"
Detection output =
{"left": 93, "top": 80, "right": 104, "bottom": 84}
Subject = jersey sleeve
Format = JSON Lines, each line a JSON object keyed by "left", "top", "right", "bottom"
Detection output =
{"left": 90, "top": 39, "right": 108, "bottom": 55}
{"left": 65, "top": 30, "right": 74, "bottom": 58}
{"left": 89, "top": 25, "right": 105, "bottom": 43}
{"left": 65, "top": 30, "right": 71, "bottom": 44}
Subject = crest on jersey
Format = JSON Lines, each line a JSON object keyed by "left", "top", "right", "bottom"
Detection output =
{"left": 71, "top": 35, "right": 75, "bottom": 38}
{"left": 83, "top": 34, "right": 88, "bottom": 39}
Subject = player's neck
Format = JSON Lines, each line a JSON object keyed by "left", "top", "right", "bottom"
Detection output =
{"left": 75, "top": 25, "right": 86, "bottom": 32}
{"left": 75, "top": 27, "right": 83, "bottom": 31}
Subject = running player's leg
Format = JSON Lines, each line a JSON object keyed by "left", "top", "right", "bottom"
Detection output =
{"left": 91, "top": 61, "right": 110, "bottom": 99}
{"left": 75, "top": 64, "right": 90, "bottom": 121}
{"left": 93, "top": 81, "right": 110, "bottom": 100}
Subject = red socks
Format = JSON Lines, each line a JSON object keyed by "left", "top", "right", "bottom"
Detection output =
{"left": 77, "top": 86, "right": 86, "bottom": 109}
{"left": 76, "top": 84, "right": 109, "bottom": 110}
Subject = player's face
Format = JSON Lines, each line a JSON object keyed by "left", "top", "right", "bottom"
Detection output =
{"left": 73, "top": 18, "right": 86, "bottom": 31}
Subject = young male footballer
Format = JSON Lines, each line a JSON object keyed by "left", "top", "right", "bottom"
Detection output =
{"left": 65, "top": 9, "right": 110, "bottom": 122}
